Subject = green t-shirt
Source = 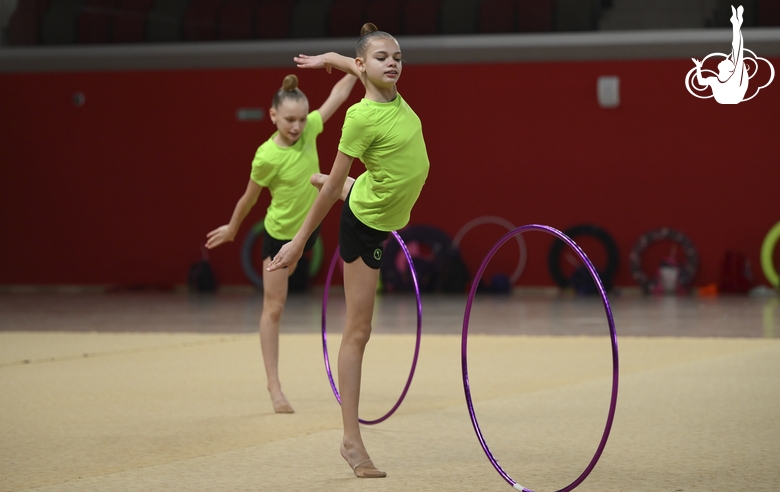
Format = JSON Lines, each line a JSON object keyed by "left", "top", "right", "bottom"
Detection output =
{"left": 250, "top": 111, "right": 323, "bottom": 239}
{"left": 338, "top": 94, "right": 430, "bottom": 232}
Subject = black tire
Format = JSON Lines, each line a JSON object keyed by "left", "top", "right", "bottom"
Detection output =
{"left": 439, "top": 248, "right": 471, "bottom": 293}
{"left": 548, "top": 224, "right": 620, "bottom": 293}
{"left": 381, "top": 225, "right": 453, "bottom": 293}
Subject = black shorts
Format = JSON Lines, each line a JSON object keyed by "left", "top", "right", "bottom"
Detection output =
{"left": 339, "top": 189, "right": 389, "bottom": 270}
{"left": 262, "top": 226, "right": 320, "bottom": 261}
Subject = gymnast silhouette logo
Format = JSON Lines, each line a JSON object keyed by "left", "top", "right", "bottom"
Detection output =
{"left": 685, "top": 5, "right": 774, "bottom": 104}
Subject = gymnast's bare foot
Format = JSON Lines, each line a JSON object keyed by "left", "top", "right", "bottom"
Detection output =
{"left": 340, "top": 439, "right": 386, "bottom": 478}
{"left": 269, "top": 388, "right": 294, "bottom": 414}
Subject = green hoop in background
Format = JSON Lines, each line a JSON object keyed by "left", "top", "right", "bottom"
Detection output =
{"left": 309, "top": 233, "right": 324, "bottom": 277}
{"left": 760, "top": 221, "right": 780, "bottom": 289}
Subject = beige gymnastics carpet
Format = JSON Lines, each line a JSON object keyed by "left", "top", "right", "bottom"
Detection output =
{"left": 1, "top": 332, "right": 778, "bottom": 491}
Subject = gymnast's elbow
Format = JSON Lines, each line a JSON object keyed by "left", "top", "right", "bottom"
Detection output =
{"left": 321, "top": 181, "right": 343, "bottom": 204}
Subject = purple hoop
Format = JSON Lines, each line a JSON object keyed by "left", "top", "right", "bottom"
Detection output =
{"left": 322, "top": 230, "right": 423, "bottom": 425}
{"left": 462, "top": 224, "right": 619, "bottom": 492}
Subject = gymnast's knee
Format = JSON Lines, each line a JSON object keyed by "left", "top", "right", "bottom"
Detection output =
{"left": 343, "top": 324, "right": 372, "bottom": 346}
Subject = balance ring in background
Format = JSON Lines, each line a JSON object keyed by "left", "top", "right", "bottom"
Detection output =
{"left": 547, "top": 224, "right": 619, "bottom": 291}
{"left": 453, "top": 216, "right": 528, "bottom": 284}
{"left": 462, "top": 224, "right": 619, "bottom": 492}
{"left": 760, "top": 221, "right": 780, "bottom": 289}
{"left": 322, "top": 231, "right": 422, "bottom": 425}
{"left": 629, "top": 228, "right": 698, "bottom": 292}
{"left": 241, "top": 219, "right": 324, "bottom": 289}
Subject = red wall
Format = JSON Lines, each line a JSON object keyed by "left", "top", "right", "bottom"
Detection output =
{"left": 1, "top": 57, "right": 778, "bottom": 288}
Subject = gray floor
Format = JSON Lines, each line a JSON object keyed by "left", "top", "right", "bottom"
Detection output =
{"left": 1, "top": 289, "right": 777, "bottom": 338}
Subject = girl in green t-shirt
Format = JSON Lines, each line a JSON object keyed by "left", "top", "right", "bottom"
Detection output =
{"left": 206, "top": 73, "right": 357, "bottom": 414}
{"left": 268, "top": 23, "right": 429, "bottom": 478}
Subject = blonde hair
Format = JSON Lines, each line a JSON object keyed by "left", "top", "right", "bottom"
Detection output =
{"left": 356, "top": 22, "right": 395, "bottom": 57}
{"left": 271, "top": 74, "right": 307, "bottom": 109}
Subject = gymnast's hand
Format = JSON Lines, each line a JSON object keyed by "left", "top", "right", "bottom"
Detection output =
{"left": 205, "top": 225, "right": 235, "bottom": 249}
{"left": 294, "top": 54, "right": 332, "bottom": 73}
{"left": 267, "top": 240, "right": 303, "bottom": 272}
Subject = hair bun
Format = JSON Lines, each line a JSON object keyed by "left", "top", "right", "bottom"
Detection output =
{"left": 360, "top": 22, "right": 378, "bottom": 37}
{"left": 281, "top": 74, "right": 298, "bottom": 91}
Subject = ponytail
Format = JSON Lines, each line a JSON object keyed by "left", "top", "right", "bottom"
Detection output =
{"left": 271, "top": 74, "right": 307, "bottom": 109}
{"left": 356, "top": 22, "right": 394, "bottom": 57}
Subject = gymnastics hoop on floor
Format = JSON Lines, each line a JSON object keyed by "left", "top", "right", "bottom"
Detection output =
{"left": 760, "top": 221, "right": 780, "bottom": 289}
{"left": 322, "top": 230, "right": 423, "bottom": 425}
{"left": 453, "top": 216, "right": 528, "bottom": 284}
{"left": 462, "top": 224, "right": 619, "bottom": 492}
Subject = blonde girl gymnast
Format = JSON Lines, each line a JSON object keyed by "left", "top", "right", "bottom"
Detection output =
{"left": 268, "top": 23, "right": 430, "bottom": 478}
{"left": 206, "top": 73, "right": 357, "bottom": 414}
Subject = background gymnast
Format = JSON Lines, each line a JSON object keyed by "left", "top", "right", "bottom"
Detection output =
{"left": 206, "top": 73, "right": 357, "bottom": 414}
{"left": 267, "top": 23, "right": 430, "bottom": 478}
